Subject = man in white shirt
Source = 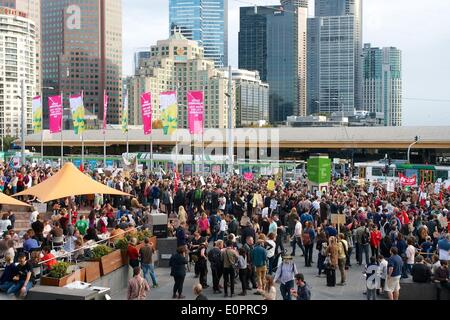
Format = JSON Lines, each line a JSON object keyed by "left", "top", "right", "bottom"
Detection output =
{"left": 261, "top": 207, "right": 269, "bottom": 219}
{"left": 30, "top": 208, "right": 40, "bottom": 224}
{"left": 290, "top": 218, "right": 305, "bottom": 257}
{"left": 378, "top": 255, "right": 388, "bottom": 294}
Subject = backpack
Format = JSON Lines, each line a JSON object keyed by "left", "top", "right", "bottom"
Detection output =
{"left": 302, "top": 229, "right": 311, "bottom": 246}
{"left": 194, "top": 189, "right": 202, "bottom": 201}
{"left": 361, "top": 228, "right": 370, "bottom": 245}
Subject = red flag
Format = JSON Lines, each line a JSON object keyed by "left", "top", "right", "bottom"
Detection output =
{"left": 79, "top": 163, "right": 84, "bottom": 172}
{"left": 174, "top": 169, "right": 180, "bottom": 193}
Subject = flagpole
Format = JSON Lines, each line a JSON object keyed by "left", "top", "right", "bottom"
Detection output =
{"left": 81, "top": 91, "right": 84, "bottom": 170}
{"left": 103, "top": 90, "right": 107, "bottom": 166}
{"left": 150, "top": 133, "right": 153, "bottom": 173}
{"left": 103, "top": 130, "right": 106, "bottom": 166}
{"left": 60, "top": 91, "right": 63, "bottom": 168}
{"left": 41, "top": 129, "right": 44, "bottom": 164}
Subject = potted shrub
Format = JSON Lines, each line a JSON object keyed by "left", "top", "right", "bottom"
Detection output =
{"left": 91, "top": 244, "right": 123, "bottom": 276}
{"left": 40, "top": 262, "right": 86, "bottom": 287}
{"left": 114, "top": 238, "right": 129, "bottom": 265}
{"left": 137, "top": 229, "right": 157, "bottom": 250}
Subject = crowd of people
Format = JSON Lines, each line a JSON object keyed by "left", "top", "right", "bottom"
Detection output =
{"left": 0, "top": 162, "right": 449, "bottom": 300}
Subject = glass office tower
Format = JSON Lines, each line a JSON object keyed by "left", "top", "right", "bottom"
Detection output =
{"left": 363, "top": 44, "right": 402, "bottom": 126}
{"left": 239, "top": 1, "right": 308, "bottom": 124}
{"left": 307, "top": 0, "right": 363, "bottom": 114}
{"left": 169, "top": 0, "right": 228, "bottom": 67}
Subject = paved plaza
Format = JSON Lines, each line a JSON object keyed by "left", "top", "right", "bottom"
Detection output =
{"left": 112, "top": 252, "right": 377, "bottom": 301}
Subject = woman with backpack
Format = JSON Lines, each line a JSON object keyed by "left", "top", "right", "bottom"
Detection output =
{"left": 303, "top": 221, "right": 316, "bottom": 267}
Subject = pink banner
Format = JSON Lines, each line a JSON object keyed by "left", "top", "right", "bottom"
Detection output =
{"left": 187, "top": 91, "right": 204, "bottom": 134}
{"left": 399, "top": 174, "right": 417, "bottom": 187}
{"left": 103, "top": 92, "right": 108, "bottom": 131}
{"left": 244, "top": 172, "right": 254, "bottom": 181}
{"left": 140, "top": 92, "right": 152, "bottom": 135}
{"left": 48, "top": 95, "right": 63, "bottom": 134}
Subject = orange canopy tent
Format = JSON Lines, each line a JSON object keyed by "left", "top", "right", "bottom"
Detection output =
{"left": 0, "top": 192, "right": 32, "bottom": 207}
{"left": 14, "top": 162, "right": 130, "bottom": 203}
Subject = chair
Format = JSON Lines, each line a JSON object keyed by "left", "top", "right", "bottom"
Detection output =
{"left": 51, "top": 236, "right": 65, "bottom": 251}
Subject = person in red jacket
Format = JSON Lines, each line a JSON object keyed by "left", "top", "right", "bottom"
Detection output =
{"left": 127, "top": 238, "right": 140, "bottom": 269}
{"left": 370, "top": 225, "right": 382, "bottom": 258}
{"left": 396, "top": 208, "right": 410, "bottom": 226}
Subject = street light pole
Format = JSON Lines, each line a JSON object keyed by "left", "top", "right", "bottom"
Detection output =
{"left": 21, "top": 79, "right": 26, "bottom": 166}
{"left": 407, "top": 136, "right": 419, "bottom": 164}
{"left": 227, "top": 65, "right": 234, "bottom": 176}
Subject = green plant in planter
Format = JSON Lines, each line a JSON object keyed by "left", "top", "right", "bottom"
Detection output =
{"left": 137, "top": 230, "right": 153, "bottom": 242}
{"left": 48, "top": 262, "right": 70, "bottom": 279}
{"left": 125, "top": 231, "right": 139, "bottom": 242}
{"left": 92, "top": 244, "right": 114, "bottom": 259}
{"left": 114, "top": 238, "right": 129, "bottom": 251}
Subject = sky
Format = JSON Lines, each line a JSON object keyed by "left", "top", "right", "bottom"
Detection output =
{"left": 123, "top": 0, "right": 450, "bottom": 126}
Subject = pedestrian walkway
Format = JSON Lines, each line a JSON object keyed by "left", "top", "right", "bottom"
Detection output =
{"left": 112, "top": 254, "right": 380, "bottom": 300}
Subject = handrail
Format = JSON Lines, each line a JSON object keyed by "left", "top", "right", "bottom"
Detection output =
{"left": 36, "top": 225, "right": 147, "bottom": 267}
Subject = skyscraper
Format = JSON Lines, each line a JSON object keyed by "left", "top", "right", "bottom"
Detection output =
{"left": 0, "top": 0, "right": 41, "bottom": 95}
{"left": 41, "top": 0, "right": 122, "bottom": 126}
{"left": 363, "top": 44, "right": 402, "bottom": 126}
{"left": 0, "top": 8, "right": 36, "bottom": 137}
{"left": 307, "top": 0, "right": 363, "bottom": 114}
{"left": 239, "top": 0, "right": 308, "bottom": 124}
{"left": 169, "top": 0, "right": 228, "bottom": 68}
{"left": 127, "top": 32, "right": 234, "bottom": 129}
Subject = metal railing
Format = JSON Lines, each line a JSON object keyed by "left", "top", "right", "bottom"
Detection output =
{"left": 35, "top": 224, "right": 147, "bottom": 277}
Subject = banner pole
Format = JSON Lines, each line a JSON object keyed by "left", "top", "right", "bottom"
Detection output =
{"left": 103, "top": 129, "right": 106, "bottom": 166}
{"left": 60, "top": 91, "right": 63, "bottom": 168}
{"left": 41, "top": 130, "right": 44, "bottom": 164}
{"left": 150, "top": 134, "right": 153, "bottom": 174}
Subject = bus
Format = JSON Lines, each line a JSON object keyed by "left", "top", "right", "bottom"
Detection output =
{"left": 355, "top": 161, "right": 450, "bottom": 184}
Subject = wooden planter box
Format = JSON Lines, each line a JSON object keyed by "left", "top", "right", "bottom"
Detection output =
{"left": 99, "top": 250, "right": 123, "bottom": 276}
{"left": 40, "top": 268, "right": 86, "bottom": 287}
{"left": 80, "top": 261, "right": 101, "bottom": 283}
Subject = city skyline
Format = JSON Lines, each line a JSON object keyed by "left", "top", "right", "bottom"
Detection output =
{"left": 123, "top": 0, "right": 450, "bottom": 126}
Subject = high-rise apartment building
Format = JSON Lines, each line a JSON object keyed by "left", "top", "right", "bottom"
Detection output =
{"left": 307, "top": 0, "right": 363, "bottom": 114}
{"left": 169, "top": 0, "right": 228, "bottom": 68}
{"left": 127, "top": 32, "right": 234, "bottom": 129}
{"left": 363, "top": 44, "right": 402, "bottom": 126}
{"left": 231, "top": 69, "right": 269, "bottom": 127}
{"left": 239, "top": 0, "right": 308, "bottom": 124}
{"left": 0, "top": 8, "right": 36, "bottom": 137}
{"left": 0, "top": 0, "right": 41, "bottom": 96}
{"left": 41, "top": 0, "right": 122, "bottom": 127}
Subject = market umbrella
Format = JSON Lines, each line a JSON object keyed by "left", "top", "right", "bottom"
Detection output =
{"left": 0, "top": 192, "right": 32, "bottom": 207}
{"left": 14, "top": 162, "right": 130, "bottom": 203}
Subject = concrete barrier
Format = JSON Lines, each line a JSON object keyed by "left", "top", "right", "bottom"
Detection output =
{"left": 399, "top": 278, "right": 450, "bottom": 300}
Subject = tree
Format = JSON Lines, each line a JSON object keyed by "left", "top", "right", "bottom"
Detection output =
{"left": 2, "top": 136, "right": 16, "bottom": 151}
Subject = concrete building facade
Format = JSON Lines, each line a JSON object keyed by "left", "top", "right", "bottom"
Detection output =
{"left": 0, "top": 7, "right": 36, "bottom": 136}
{"left": 127, "top": 32, "right": 235, "bottom": 130}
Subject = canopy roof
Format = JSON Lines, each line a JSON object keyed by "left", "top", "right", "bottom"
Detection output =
{"left": 14, "top": 162, "right": 130, "bottom": 203}
{"left": 0, "top": 192, "right": 31, "bottom": 207}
